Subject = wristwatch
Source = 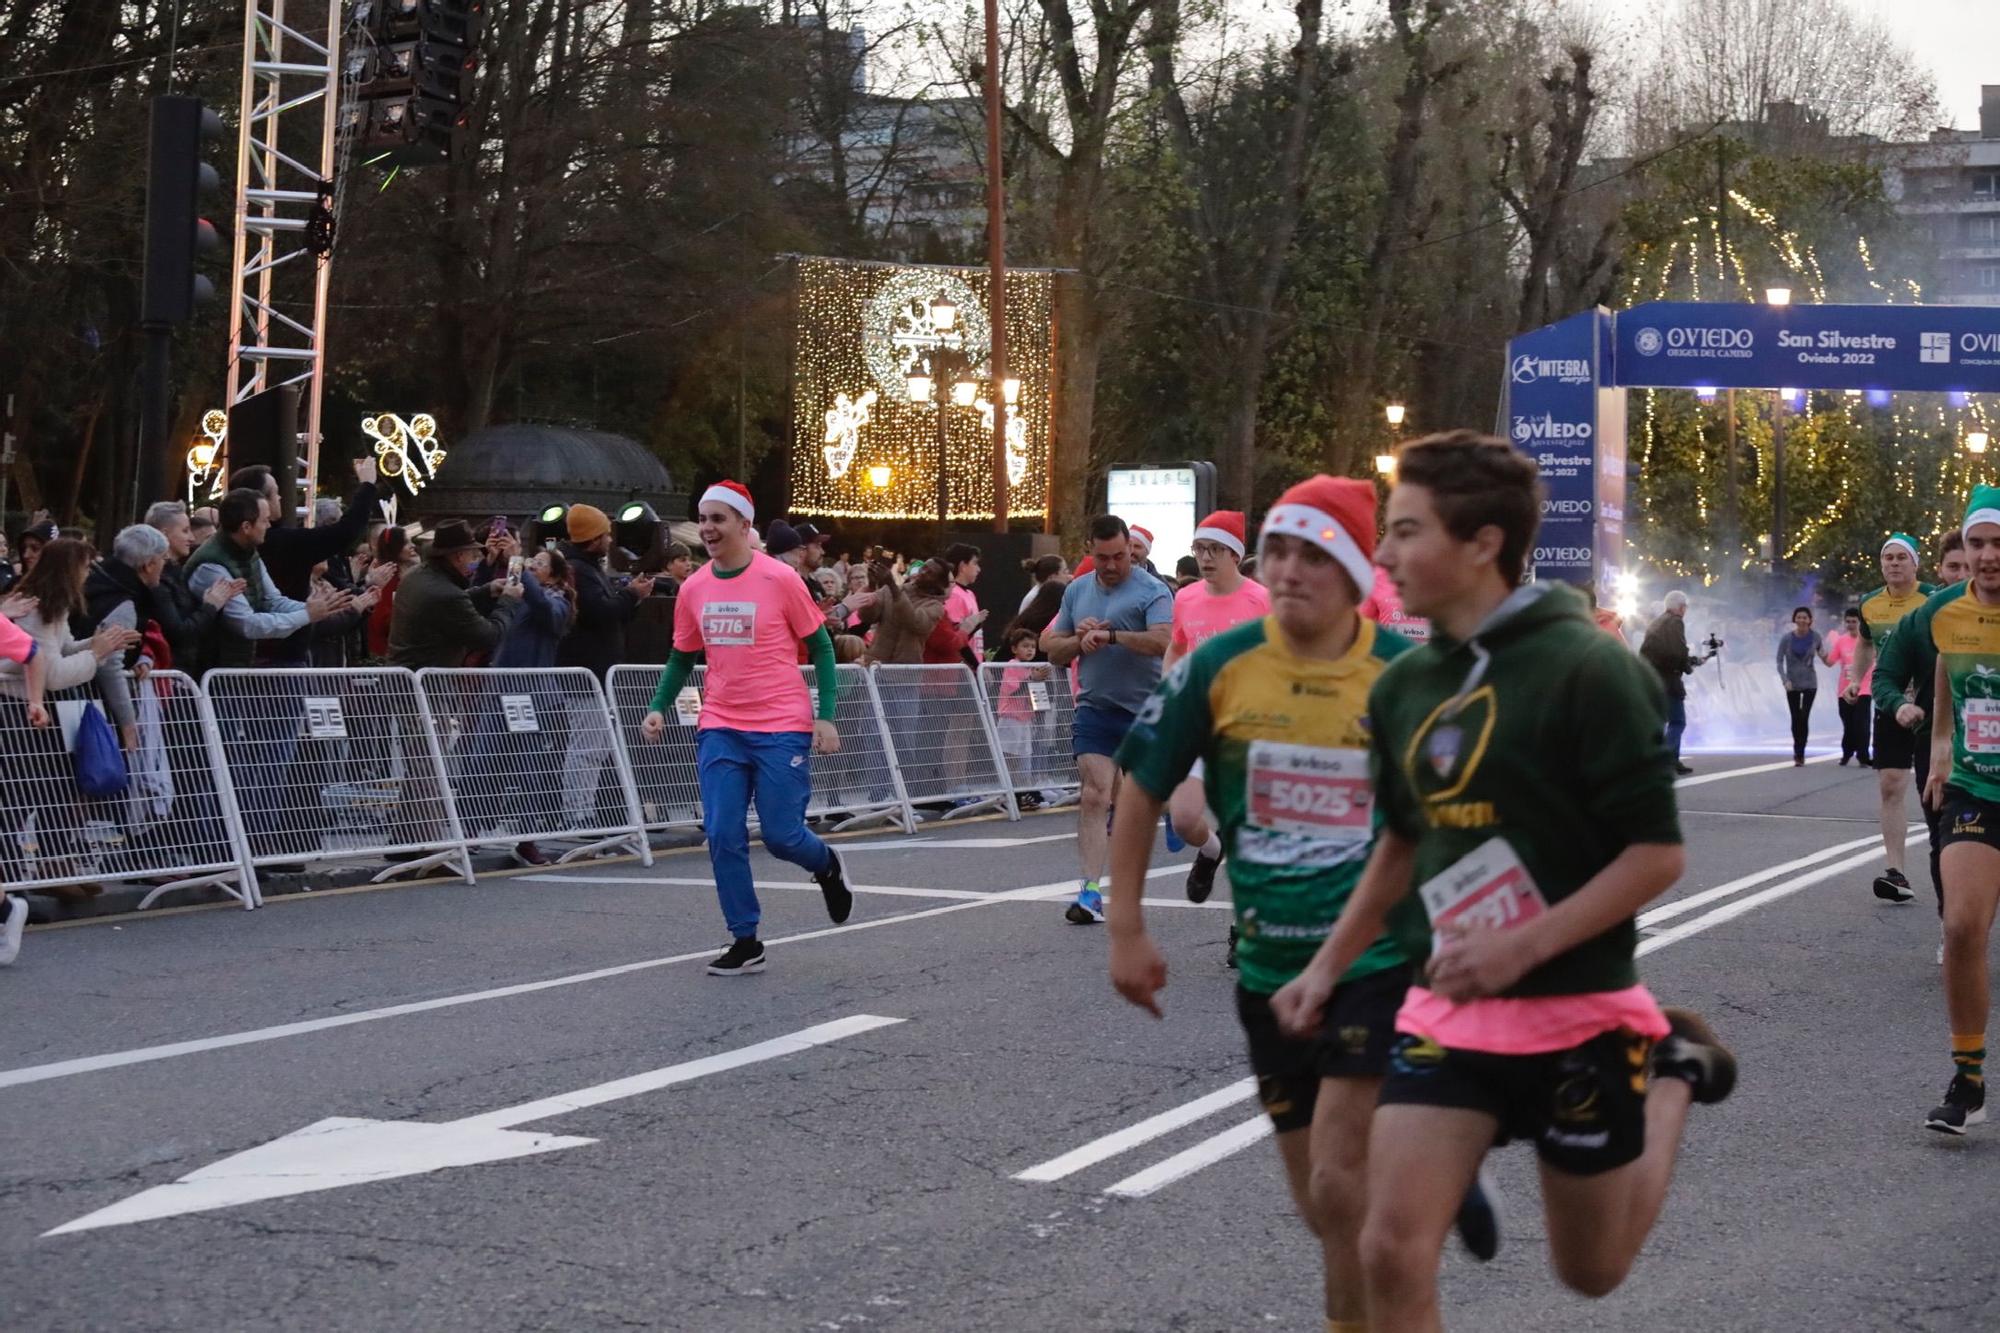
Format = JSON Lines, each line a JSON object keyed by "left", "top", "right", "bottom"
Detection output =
{"left": 1108, "top": 628, "right": 1117, "bottom": 646}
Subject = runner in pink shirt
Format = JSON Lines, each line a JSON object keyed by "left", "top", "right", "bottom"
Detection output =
{"left": 641, "top": 481, "right": 852, "bottom": 976}
{"left": 1166, "top": 511, "right": 1270, "bottom": 910}
{"left": 1826, "top": 608, "right": 1872, "bottom": 766}
{"left": 0, "top": 603, "right": 49, "bottom": 966}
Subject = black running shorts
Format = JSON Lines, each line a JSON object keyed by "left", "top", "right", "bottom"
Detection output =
{"left": 1377, "top": 1027, "right": 1655, "bottom": 1176}
{"left": 1235, "top": 965, "right": 1411, "bottom": 1134}
{"left": 1874, "top": 711, "right": 1918, "bottom": 770}
{"left": 1940, "top": 789, "right": 2000, "bottom": 854}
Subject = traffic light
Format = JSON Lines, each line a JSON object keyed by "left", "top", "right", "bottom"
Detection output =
{"left": 142, "top": 95, "right": 225, "bottom": 327}
{"left": 350, "top": 0, "right": 484, "bottom": 166}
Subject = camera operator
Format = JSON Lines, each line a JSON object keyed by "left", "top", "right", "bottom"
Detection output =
{"left": 1641, "top": 590, "right": 1715, "bottom": 776}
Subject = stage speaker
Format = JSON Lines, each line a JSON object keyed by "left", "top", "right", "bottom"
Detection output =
{"left": 227, "top": 384, "right": 301, "bottom": 516}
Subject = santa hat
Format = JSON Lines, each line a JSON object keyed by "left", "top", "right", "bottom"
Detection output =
{"left": 1882, "top": 531, "right": 1920, "bottom": 560}
{"left": 1260, "top": 476, "right": 1377, "bottom": 596}
{"left": 1963, "top": 490, "right": 2000, "bottom": 539}
{"left": 700, "top": 481, "right": 755, "bottom": 522}
{"left": 1192, "top": 511, "right": 1246, "bottom": 559}
{"left": 1129, "top": 525, "right": 1154, "bottom": 552}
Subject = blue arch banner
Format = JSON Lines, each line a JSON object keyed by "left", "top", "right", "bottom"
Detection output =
{"left": 1503, "top": 300, "right": 2000, "bottom": 587}
{"left": 1611, "top": 301, "right": 2000, "bottom": 393}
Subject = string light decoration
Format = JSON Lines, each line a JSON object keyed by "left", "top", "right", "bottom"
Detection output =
{"left": 790, "top": 256, "right": 1054, "bottom": 521}
{"left": 364, "top": 412, "right": 447, "bottom": 528}
{"left": 822, "top": 389, "right": 877, "bottom": 481}
{"left": 186, "top": 410, "right": 228, "bottom": 503}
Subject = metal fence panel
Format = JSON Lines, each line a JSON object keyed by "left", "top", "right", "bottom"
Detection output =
{"left": 605, "top": 663, "right": 705, "bottom": 832}
{"left": 873, "top": 664, "right": 1019, "bottom": 820}
{"left": 606, "top": 663, "right": 914, "bottom": 834}
{"left": 417, "top": 668, "right": 651, "bottom": 865}
{"left": 978, "top": 661, "right": 1080, "bottom": 804}
{"left": 0, "top": 670, "right": 253, "bottom": 908}
{"left": 201, "top": 667, "right": 473, "bottom": 884}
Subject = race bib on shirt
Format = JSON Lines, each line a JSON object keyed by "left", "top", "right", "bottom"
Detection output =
{"left": 701, "top": 600, "right": 757, "bottom": 646}
{"left": 1966, "top": 698, "right": 2000, "bottom": 754}
{"left": 1418, "top": 836, "right": 1549, "bottom": 943}
{"left": 1238, "top": 741, "right": 1371, "bottom": 867}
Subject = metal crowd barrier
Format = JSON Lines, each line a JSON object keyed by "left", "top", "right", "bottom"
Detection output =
{"left": 417, "top": 667, "right": 652, "bottom": 866}
{"left": 201, "top": 667, "right": 474, "bottom": 894}
{"left": 977, "top": 661, "right": 1082, "bottom": 807}
{"left": 872, "top": 664, "right": 1019, "bottom": 821}
{"left": 0, "top": 660, "right": 1072, "bottom": 911}
{"left": 0, "top": 670, "right": 254, "bottom": 909}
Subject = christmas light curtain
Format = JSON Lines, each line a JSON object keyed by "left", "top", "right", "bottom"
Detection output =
{"left": 789, "top": 256, "right": 1055, "bottom": 521}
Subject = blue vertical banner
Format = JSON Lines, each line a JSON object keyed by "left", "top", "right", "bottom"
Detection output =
{"left": 1503, "top": 310, "right": 1601, "bottom": 584}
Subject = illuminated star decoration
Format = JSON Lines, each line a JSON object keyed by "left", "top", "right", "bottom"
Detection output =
{"left": 822, "top": 389, "right": 877, "bottom": 481}
{"left": 186, "top": 409, "right": 229, "bottom": 503}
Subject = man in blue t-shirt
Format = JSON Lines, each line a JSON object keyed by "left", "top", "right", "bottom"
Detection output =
{"left": 1042, "top": 514, "right": 1175, "bottom": 923}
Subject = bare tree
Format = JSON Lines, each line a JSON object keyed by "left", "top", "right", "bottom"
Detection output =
{"left": 1494, "top": 43, "right": 1600, "bottom": 331}
{"left": 1144, "top": 0, "right": 1330, "bottom": 507}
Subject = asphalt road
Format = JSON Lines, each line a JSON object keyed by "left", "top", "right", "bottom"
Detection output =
{"left": 2, "top": 750, "right": 1992, "bottom": 1331}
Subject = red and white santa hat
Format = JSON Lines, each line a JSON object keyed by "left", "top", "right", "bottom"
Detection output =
{"left": 700, "top": 480, "right": 755, "bottom": 522}
{"left": 1260, "top": 475, "right": 1376, "bottom": 595}
{"left": 1129, "top": 525, "right": 1154, "bottom": 554}
{"left": 1192, "top": 510, "right": 1247, "bottom": 559}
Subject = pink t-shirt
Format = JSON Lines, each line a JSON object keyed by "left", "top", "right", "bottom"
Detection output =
{"left": 945, "top": 583, "right": 982, "bottom": 656}
{"left": 0, "top": 615, "right": 35, "bottom": 665}
{"left": 674, "top": 551, "right": 825, "bottom": 733}
{"left": 1826, "top": 631, "right": 1869, "bottom": 696}
{"left": 1170, "top": 578, "right": 1271, "bottom": 655}
{"left": 1361, "top": 567, "right": 1429, "bottom": 641}
{"left": 1396, "top": 984, "right": 1670, "bottom": 1055}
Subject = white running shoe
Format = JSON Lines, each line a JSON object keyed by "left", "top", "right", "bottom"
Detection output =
{"left": 0, "top": 895, "right": 26, "bottom": 967}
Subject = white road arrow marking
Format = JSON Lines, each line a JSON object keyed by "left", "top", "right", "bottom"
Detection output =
{"left": 46, "top": 1014, "right": 904, "bottom": 1237}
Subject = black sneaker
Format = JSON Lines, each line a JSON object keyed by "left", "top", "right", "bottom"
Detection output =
{"left": 1874, "top": 868, "right": 1915, "bottom": 904}
{"left": 1925, "top": 1073, "right": 1987, "bottom": 1135}
{"left": 815, "top": 849, "right": 853, "bottom": 924}
{"left": 510, "top": 841, "right": 550, "bottom": 867}
{"left": 1454, "top": 1164, "right": 1502, "bottom": 1262}
{"left": 1673, "top": 763, "right": 1695, "bottom": 777}
{"left": 707, "top": 938, "right": 766, "bottom": 976}
{"left": 1224, "top": 924, "right": 1238, "bottom": 970}
{"left": 1185, "top": 850, "right": 1222, "bottom": 903}
{"left": 1651, "top": 1007, "right": 1736, "bottom": 1104}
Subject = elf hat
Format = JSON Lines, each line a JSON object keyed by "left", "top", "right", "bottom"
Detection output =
{"left": 1260, "top": 475, "right": 1377, "bottom": 596}
{"left": 1192, "top": 511, "right": 1247, "bottom": 559}
{"left": 700, "top": 481, "right": 755, "bottom": 522}
{"left": 1963, "top": 488, "right": 2000, "bottom": 538}
{"left": 1882, "top": 532, "right": 1920, "bottom": 561}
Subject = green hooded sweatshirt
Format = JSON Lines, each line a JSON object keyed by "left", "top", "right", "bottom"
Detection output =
{"left": 1367, "top": 582, "right": 1682, "bottom": 996}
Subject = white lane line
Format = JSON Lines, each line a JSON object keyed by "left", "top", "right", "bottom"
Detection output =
{"left": 1675, "top": 754, "right": 1837, "bottom": 788}
{"left": 835, "top": 833, "right": 1079, "bottom": 851}
{"left": 1679, "top": 810, "right": 1877, "bottom": 824}
{"left": 1048, "top": 830, "right": 1922, "bottom": 1200}
{"left": 523, "top": 872, "right": 1234, "bottom": 911}
{"left": 0, "top": 866, "right": 1179, "bottom": 1093}
{"left": 1639, "top": 833, "right": 1927, "bottom": 956}
{"left": 1102, "top": 1114, "right": 1274, "bottom": 1199}
{"left": 1012, "top": 1078, "right": 1258, "bottom": 1183}
{"left": 1638, "top": 832, "right": 1885, "bottom": 927}
{"left": 522, "top": 875, "right": 992, "bottom": 902}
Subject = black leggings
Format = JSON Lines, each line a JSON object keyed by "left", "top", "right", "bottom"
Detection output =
{"left": 1785, "top": 689, "right": 1816, "bottom": 761}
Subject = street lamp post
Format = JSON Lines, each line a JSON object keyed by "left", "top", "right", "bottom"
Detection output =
{"left": 908, "top": 294, "right": 1018, "bottom": 544}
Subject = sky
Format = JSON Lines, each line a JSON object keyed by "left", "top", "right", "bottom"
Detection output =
{"left": 1585, "top": 0, "right": 1998, "bottom": 129}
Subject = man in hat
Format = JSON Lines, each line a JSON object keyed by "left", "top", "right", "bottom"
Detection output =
{"left": 1908, "top": 485, "right": 2000, "bottom": 1132}
{"left": 555, "top": 504, "right": 653, "bottom": 824}
{"left": 1161, "top": 510, "right": 1270, "bottom": 920}
{"left": 1273, "top": 432, "right": 1733, "bottom": 1327}
{"left": 1108, "top": 477, "right": 1495, "bottom": 1332}
{"left": 794, "top": 522, "right": 832, "bottom": 575}
{"left": 1854, "top": 532, "right": 1939, "bottom": 903}
{"left": 641, "top": 481, "right": 852, "bottom": 976}
{"left": 388, "top": 521, "right": 524, "bottom": 670}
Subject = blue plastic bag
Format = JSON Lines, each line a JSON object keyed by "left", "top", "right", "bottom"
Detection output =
{"left": 73, "top": 703, "right": 129, "bottom": 800}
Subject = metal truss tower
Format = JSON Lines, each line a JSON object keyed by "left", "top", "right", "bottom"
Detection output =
{"left": 222, "top": 0, "right": 349, "bottom": 510}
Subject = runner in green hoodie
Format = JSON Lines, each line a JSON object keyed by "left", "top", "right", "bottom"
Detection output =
{"left": 1272, "top": 430, "right": 1736, "bottom": 1330}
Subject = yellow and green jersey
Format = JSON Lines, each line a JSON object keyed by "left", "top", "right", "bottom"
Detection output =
{"left": 1910, "top": 585, "right": 2000, "bottom": 805}
{"left": 1859, "top": 583, "right": 1938, "bottom": 704}
{"left": 1117, "top": 615, "right": 1419, "bottom": 995}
